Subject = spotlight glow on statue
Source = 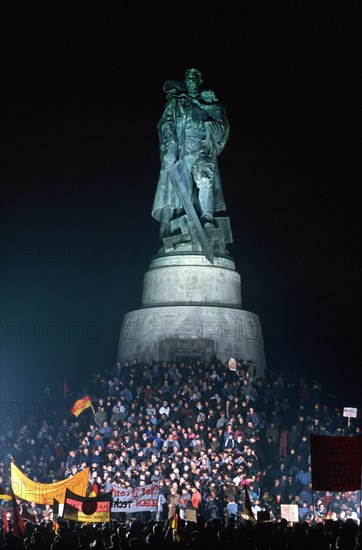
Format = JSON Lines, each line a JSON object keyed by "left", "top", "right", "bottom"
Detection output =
{"left": 152, "top": 68, "right": 231, "bottom": 263}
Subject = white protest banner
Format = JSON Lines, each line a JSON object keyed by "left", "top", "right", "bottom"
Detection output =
{"left": 107, "top": 482, "right": 159, "bottom": 513}
{"left": 343, "top": 407, "right": 357, "bottom": 418}
{"left": 280, "top": 504, "right": 298, "bottom": 523}
{"left": 228, "top": 358, "right": 237, "bottom": 371}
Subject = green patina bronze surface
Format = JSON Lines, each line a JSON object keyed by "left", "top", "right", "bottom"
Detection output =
{"left": 152, "top": 68, "right": 232, "bottom": 257}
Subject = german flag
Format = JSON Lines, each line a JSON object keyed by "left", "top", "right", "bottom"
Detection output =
{"left": 324, "top": 494, "right": 332, "bottom": 522}
{"left": 244, "top": 486, "right": 256, "bottom": 522}
{"left": 71, "top": 396, "right": 93, "bottom": 417}
{"left": 170, "top": 509, "right": 181, "bottom": 542}
{"left": 52, "top": 499, "right": 61, "bottom": 534}
{"left": 88, "top": 482, "right": 99, "bottom": 498}
{"left": 63, "top": 489, "right": 111, "bottom": 523}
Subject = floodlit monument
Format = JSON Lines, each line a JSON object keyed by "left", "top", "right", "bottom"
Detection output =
{"left": 117, "top": 68, "right": 266, "bottom": 376}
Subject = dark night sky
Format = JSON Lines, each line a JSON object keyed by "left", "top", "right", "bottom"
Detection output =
{"left": 1, "top": 4, "right": 361, "bottom": 409}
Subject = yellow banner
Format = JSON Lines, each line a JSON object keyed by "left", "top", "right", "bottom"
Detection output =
{"left": 11, "top": 463, "right": 89, "bottom": 505}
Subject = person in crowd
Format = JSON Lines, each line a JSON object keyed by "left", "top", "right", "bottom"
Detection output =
{"left": 0, "top": 356, "right": 360, "bottom": 550}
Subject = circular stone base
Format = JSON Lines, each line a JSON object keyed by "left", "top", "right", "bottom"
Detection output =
{"left": 143, "top": 254, "right": 241, "bottom": 309}
{"left": 117, "top": 305, "right": 266, "bottom": 377}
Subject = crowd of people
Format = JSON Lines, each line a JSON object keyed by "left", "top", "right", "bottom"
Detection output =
{"left": 0, "top": 356, "right": 361, "bottom": 548}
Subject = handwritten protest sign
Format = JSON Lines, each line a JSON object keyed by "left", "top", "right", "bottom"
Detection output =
{"left": 106, "top": 482, "right": 159, "bottom": 513}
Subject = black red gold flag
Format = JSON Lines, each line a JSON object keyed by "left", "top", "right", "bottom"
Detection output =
{"left": 71, "top": 395, "right": 93, "bottom": 417}
{"left": 244, "top": 486, "right": 256, "bottom": 521}
{"left": 53, "top": 499, "right": 61, "bottom": 534}
{"left": 170, "top": 508, "right": 181, "bottom": 542}
{"left": 63, "top": 489, "right": 111, "bottom": 523}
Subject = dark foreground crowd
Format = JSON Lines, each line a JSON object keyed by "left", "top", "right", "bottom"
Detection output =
{"left": 0, "top": 356, "right": 361, "bottom": 548}
{"left": 1, "top": 515, "right": 361, "bottom": 549}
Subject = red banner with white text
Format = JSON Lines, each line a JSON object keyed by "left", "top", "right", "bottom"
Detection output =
{"left": 310, "top": 434, "right": 362, "bottom": 491}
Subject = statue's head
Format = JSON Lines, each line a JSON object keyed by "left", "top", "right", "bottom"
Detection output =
{"left": 185, "top": 68, "right": 203, "bottom": 82}
{"left": 184, "top": 68, "right": 203, "bottom": 96}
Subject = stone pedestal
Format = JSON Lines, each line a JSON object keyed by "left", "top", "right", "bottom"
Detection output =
{"left": 117, "top": 253, "right": 266, "bottom": 377}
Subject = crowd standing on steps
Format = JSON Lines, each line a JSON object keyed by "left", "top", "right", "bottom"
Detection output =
{"left": 0, "top": 357, "right": 361, "bottom": 548}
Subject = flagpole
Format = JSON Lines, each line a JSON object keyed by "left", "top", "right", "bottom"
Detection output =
{"left": 88, "top": 396, "right": 96, "bottom": 416}
{"left": 324, "top": 492, "right": 333, "bottom": 522}
{"left": 311, "top": 488, "right": 316, "bottom": 525}
{"left": 164, "top": 520, "right": 171, "bottom": 541}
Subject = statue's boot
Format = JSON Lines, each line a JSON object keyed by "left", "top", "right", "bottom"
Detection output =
{"left": 200, "top": 214, "right": 216, "bottom": 228}
{"left": 199, "top": 186, "right": 216, "bottom": 227}
{"left": 159, "top": 208, "right": 173, "bottom": 238}
{"left": 160, "top": 221, "right": 171, "bottom": 238}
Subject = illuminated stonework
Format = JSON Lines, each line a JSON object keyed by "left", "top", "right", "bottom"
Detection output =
{"left": 117, "top": 254, "right": 266, "bottom": 376}
{"left": 117, "top": 70, "right": 267, "bottom": 374}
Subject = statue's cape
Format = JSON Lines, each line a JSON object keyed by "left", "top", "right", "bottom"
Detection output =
{"left": 162, "top": 80, "right": 185, "bottom": 95}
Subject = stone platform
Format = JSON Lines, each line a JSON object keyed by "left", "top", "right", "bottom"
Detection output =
{"left": 117, "top": 253, "right": 266, "bottom": 377}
